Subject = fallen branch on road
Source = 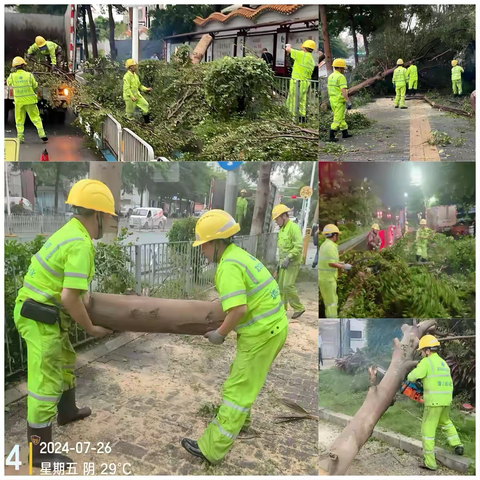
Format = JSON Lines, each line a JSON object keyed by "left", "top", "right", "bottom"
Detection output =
{"left": 275, "top": 398, "right": 319, "bottom": 423}
{"left": 423, "top": 95, "right": 473, "bottom": 117}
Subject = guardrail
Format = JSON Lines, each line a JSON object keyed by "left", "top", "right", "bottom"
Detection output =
{"left": 273, "top": 77, "right": 321, "bottom": 119}
{"left": 122, "top": 128, "right": 155, "bottom": 162}
{"left": 5, "top": 215, "right": 68, "bottom": 236}
{"left": 102, "top": 114, "right": 122, "bottom": 160}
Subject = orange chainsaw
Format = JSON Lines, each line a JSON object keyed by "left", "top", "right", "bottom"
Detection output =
{"left": 376, "top": 366, "right": 424, "bottom": 403}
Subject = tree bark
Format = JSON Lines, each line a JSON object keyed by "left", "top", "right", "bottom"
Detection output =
{"left": 423, "top": 95, "right": 473, "bottom": 117}
{"left": 350, "top": 12, "right": 359, "bottom": 67}
{"left": 86, "top": 5, "right": 99, "bottom": 59}
{"left": 84, "top": 292, "right": 225, "bottom": 334}
{"left": 250, "top": 163, "right": 272, "bottom": 236}
{"left": 319, "top": 6, "right": 333, "bottom": 75}
{"left": 319, "top": 319, "right": 437, "bottom": 475}
{"left": 362, "top": 33, "right": 369, "bottom": 57}
{"left": 191, "top": 34, "right": 212, "bottom": 64}
{"left": 108, "top": 5, "right": 116, "bottom": 60}
{"left": 82, "top": 7, "right": 89, "bottom": 60}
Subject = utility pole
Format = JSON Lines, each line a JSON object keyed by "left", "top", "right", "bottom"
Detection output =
{"left": 132, "top": 6, "right": 139, "bottom": 62}
{"left": 302, "top": 162, "right": 317, "bottom": 237}
{"left": 224, "top": 169, "right": 239, "bottom": 218}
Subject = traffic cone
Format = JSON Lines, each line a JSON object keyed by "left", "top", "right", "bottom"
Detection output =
{"left": 40, "top": 149, "right": 49, "bottom": 162}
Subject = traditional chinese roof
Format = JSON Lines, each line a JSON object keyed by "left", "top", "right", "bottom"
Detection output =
{"left": 193, "top": 5, "right": 303, "bottom": 26}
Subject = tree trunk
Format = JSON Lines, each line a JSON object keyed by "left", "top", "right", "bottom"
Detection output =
{"left": 250, "top": 163, "right": 272, "bottom": 236}
{"left": 363, "top": 33, "right": 369, "bottom": 56}
{"left": 54, "top": 164, "right": 61, "bottom": 214}
{"left": 319, "top": 319, "right": 437, "bottom": 475}
{"left": 84, "top": 292, "right": 225, "bottom": 334}
{"left": 108, "top": 5, "right": 116, "bottom": 60}
{"left": 350, "top": 12, "right": 359, "bottom": 67}
{"left": 82, "top": 7, "right": 89, "bottom": 60}
{"left": 319, "top": 6, "right": 333, "bottom": 75}
{"left": 191, "top": 34, "right": 212, "bottom": 64}
{"left": 86, "top": 5, "right": 98, "bottom": 59}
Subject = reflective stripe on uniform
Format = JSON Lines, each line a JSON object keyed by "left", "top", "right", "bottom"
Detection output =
{"left": 212, "top": 418, "right": 237, "bottom": 440}
{"left": 447, "top": 435, "right": 459, "bottom": 441}
{"left": 220, "top": 290, "right": 246, "bottom": 301}
{"left": 423, "top": 436, "right": 435, "bottom": 440}
{"left": 34, "top": 253, "right": 61, "bottom": 278}
{"left": 325, "top": 302, "right": 337, "bottom": 307}
{"left": 247, "top": 276, "right": 274, "bottom": 297}
{"left": 222, "top": 399, "right": 249, "bottom": 413}
{"left": 23, "top": 281, "right": 62, "bottom": 308}
{"left": 28, "top": 390, "right": 61, "bottom": 402}
{"left": 223, "top": 259, "right": 259, "bottom": 284}
{"left": 45, "top": 237, "right": 84, "bottom": 260}
{"left": 424, "top": 391, "right": 449, "bottom": 394}
{"left": 235, "top": 303, "right": 283, "bottom": 331}
{"left": 442, "top": 423, "right": 453, "bottom": 430}
{"left": 28, "top": 420, "right": 53, "bottom": 428}
{"left": 64, "top": 272, "right": 88, "bottom": 279}
{"left": 426, "top": 374, "right": 451, "bottom": 378}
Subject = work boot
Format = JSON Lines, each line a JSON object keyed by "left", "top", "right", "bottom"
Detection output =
{"left": 394, "top": 105, "right": 399, "bottom": 108}
{"left": 455, "top": 445, "right": 464, "bottom": 456}
{"left": 143, "top": 113, "right": 151, "bottom": 124}
{"left": 342, "top": 130, "right": 353, "bottom": 139}
{"left": 327, "top": 129, "right": 338, "bottom": 142}
{"left": 41, "top": 137, "right": 48, "bottom": 143}
{"left": 57, "top": 388, "right": 91, "bottom": 426}
{"left": 181, "top": 438, "right": 209, "bottom": 462}
{"left": 400, "top": 106, "right": 408, "bottom": 109}
{"left": 27, "top": 424, "right": 74, "bottom": 468}
{"left": 292, "top": 310, "right": 305, "bottom": 319}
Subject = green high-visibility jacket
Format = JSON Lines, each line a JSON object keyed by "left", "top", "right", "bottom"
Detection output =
{"left": 6, "top": 69, "right": 38, "bottom": 106}
{"left": 16, "top": 218, "right": 95, "bottom": 309}
{"left": 123, "top": 70, "right": 148, "bottom": 101}
{"left": 215, "top": 244, "right": 287, "bottom": 342}
{"left": 277, "top": 220, "right": 303, "bottom": 265}
{"left": 393, "top": 66, "right": 407, "bottom": 87}
{"left": 318, "top": 238, "right": 339, "bottom": 281}
{"left": 407, "top": 65, "right": 418, "bottom": 80}
{"left": 27, "top": 41, "right": 58, "bottom": 65}
{"left": 328, "top": 71, "right": 348, "bottom": 104}
{"left": 290, "top": 49, "right": 315, "bottom": 81}
{"left": 451, "top": 65, "right": 464, "bottom": 81}
{"left": 407, "top": 352, "right": 453, "bottom": 406}
{"left": 236, "top": 197, "right": 248, "bottom": 217}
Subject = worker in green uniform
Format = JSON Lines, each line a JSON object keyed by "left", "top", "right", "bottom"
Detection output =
{"left": 393, "top": 59, "right": 408, "bottom": 109}
{"left": 182, "top": 209, "right": 288, "bottom": 464}
{"left": 318, "top": 224, "right": 352, "bottom": 318}
{"left": 14, "top": 179, "right": 116, "bottom": 467}
{"left": 6, "top": 57, "right": 48, "bottom": 144}
{"left": 407, "top": 61, "right": 418, "bottom": 96}
{"left": 404, "top": 221, "right": 409, "bottom": 237}
{"left": 26, "top": 36, "right": 64, "bottom": 69}
{"left": 123, "top": 58, "right": 152, "bottom": 123}
{"left": 235, "top": 189, "right": 248, "bottom": 226}
{"left": 272, "top": 204, "right": 305, "bottom": 319}
{"left": 451, "top": 60, "right": 464, "bottom": 97}
{"left": 285, "top": 40, "right": 316, "bottom": 123}
{"left": 416, "top": 219, "right": 433, "bottom": 262}
{"left": 407, "top": 335, "right": 463, "bottom": 471}
{"left": 327, "top": 58, "right": 352, "bottom": 143}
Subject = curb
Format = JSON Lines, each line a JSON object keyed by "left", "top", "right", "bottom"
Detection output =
{"left": 338, "top": 231, "right": 369, "bottom": 253}
{"left": 318, "top": 407, "right": 472, "bottom": 473}
{"left": 5, "top": 332, "right": 146, "bottom": 406}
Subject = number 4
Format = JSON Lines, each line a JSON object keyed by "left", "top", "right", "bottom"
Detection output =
{"left": 6, "top": 445, "right": 22, "bottom": 470}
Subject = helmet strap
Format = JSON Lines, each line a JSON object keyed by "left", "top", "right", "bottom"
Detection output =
{"left": 95, "top": 212, "right": 103, "bottom": 240}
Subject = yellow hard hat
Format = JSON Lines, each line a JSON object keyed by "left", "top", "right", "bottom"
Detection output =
{"left": 451, "top": 60, "right": 458, "bottom": 66}
{"left": 193, "top": 209, "right": 240, "bottom": 247}
{"left": 332, "top": 58, "right": 347, "bottom": 68}
{"left": 240, "top": 189, "right": 247, "bottom": 194}
{"left": 12, "top": 57, "right": 27, "bottom": 68}
{"left": 125, "top": 58, "right": 138, "bottom": 68}
{"left": 302, "top": 40, "right": 316, "bottom": 51}
{"left": 66, "top": 179, "right": 116, "bottom": 216}
{"left": 418, "top": 334, "right": 440, "bottom": 350}
{"left": 322, "top": 224, "right": 341, "bottom": 235}
{"left": 35, "top": 36, "right": 47, "bottom": 48}
{"left": 420, "top": 219, "right": 427, "bottom": 225}
{"left": 397, "top": 59, "right": 404, "bottom": 65}
{"left": 371, "top": 223, "right": 380, "bottom": 230}
{"left": 272, "top": 204, "right": 290, "bottom": 220}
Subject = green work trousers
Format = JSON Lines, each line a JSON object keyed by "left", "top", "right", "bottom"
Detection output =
{"left": 394, "top": 85, "right": 406, "bottom": 107}
{"left": 197, "top": 326, "right": 287, "bottom": 463}
{"left": 277, "top": 264, "right": 304, "bottom": 313}
{"left": 125, "top": 94, "right": 149, "bottom": 118}
{"left": 408, "top": 79, "right": 418, "bottom": 90}
{"left": 416, "top": 243, "right": 428, "bottom": 259}
{"left": 286, "top": 79, "right": 309, "bottom": 117}
{"left": 319, "top": 278, "right": 338, "bottom": 318}
{"left": 235, "top": 213, "right": 244, "bottom": 226}
{"left": 330, "top": 100, "right": 347, "bottom": 131}
{"left": 452, "top": 79, "right": 462, "bottom": 95}
{"left": 422, "top": 405, "right": 462, "bottom": 470}
{"left": 14, "top": 302, "right": 76, "bottom": 427}
{"left": 15, "top": 104, "right": 45, "bottom": 141}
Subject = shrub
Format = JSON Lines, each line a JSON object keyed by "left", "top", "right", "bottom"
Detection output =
{"left": 345, "top": 222, "right": 357, "bottom": 232}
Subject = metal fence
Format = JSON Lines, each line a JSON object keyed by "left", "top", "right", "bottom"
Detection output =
{"left": 5, "top": 214, "right": 68, "bottom": 236}
{"left": 273, "top": 77, "right": 321, "bottom": 118}
{"left": 122, "top": 127, "right": 155, "bottom": 162}
{"left": 5, "top": 233, "right": 278, "bottom": 378}
{"left": 102, "top": 114, "right": 122, "bottom": 160}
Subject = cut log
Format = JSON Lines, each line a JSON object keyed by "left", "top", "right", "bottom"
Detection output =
{"left": 191, "top": 34, "right": 212, "bottom": 64}
{"left": 319, "top": 319, "right": 437, "bottom": 475}
{"left": 84, "top": 292, "right": 225, "bottom": 335}
{"left": 423, "top": 95, "right": 473, "bottom": 117}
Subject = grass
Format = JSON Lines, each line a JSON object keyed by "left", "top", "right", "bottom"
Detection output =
{"left": 319, "top": 368, "right": 476, "bottom": 460}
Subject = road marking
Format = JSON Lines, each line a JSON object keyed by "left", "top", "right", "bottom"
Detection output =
{"left": 409, "top": 103, "right": 440, "bottom": 161}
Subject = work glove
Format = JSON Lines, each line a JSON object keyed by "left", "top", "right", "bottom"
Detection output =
{"left": 346, "top": 102, "right": 352, "bottom": 110}
{"left": 343, "top": 263, "right": 353, "bottom": 271}
{"left": 204, "top": 329, "right": 225, "bottom": 345}
{"left": 281, "top": 257, "right": 291, "bottom": 269}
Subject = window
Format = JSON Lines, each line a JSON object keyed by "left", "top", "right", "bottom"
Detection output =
{"left": 350, "top": 330, "right": 362, "bottom": 339}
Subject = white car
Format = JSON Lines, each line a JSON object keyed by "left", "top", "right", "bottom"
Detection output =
{"left": 129, "top": 207, "right": 167, "bottom": 229}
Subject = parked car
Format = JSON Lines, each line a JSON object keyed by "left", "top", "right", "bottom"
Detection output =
{"left": 5, "top": 196, "right": 33, "bottom": 214}
{"left": 129, "top": 207, "right": 167, "bottom": 229}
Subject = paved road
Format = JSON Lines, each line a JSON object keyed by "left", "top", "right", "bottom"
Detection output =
{"left": 319, "top": 96, "right": 475, "bottom": 161}
{"left": 5, "top": 109, "right": 103, "bottom": 162}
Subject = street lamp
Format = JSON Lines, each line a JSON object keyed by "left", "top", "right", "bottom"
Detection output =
{"left": 404, "top": 193, "right": 408, "bottom": 198}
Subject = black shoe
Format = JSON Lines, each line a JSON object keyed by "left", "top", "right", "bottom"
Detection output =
{"left": 41, "top": 137, "right": 48, "bottom": 142}
{"left": 28, "top": 424, "right": 74, "bottom": 468}
{"left": 292, "top": 310, "right": 305, "bottom": 319}
{"left": 143, "top": 113, "right": 151, "bottom": 124}
{"left": 455, "top": 445, "right": 464, "bottom": 456}
{"left": 395, "top": 105, "right": 399, "bottom": 108}
{"left": 400, "top": 106, "right": 408, "bottom": 109}
{"left": 57, "top": 388, "right": 91, "bottom": 426}
{"left": 181, "top": 438, "right": 209, "bottom": 462}
{"left": 342, "top": 130, "right": 353, "bottom": 138}
{"left": 312, "top": 263, "right": 317, "bottom": 269}
{"left": 327, "top": 129, "right": 338, "bottom": 142}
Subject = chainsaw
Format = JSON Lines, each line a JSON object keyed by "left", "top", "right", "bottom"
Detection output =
{"left": 376, "top": 366, "right": 424, "bottom": 403}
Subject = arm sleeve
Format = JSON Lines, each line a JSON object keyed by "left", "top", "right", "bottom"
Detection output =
{"left": 62, "top": 244, "right": 93, "bottom": 291}
{"left": 48, "top": 44, "right": 56, "bottom": 65}
{"left": 407, "top": 359, "right": 428, "bottom": 382}
{"left": 243, "top": 200, "right": 247, "bottom": 216}
{"left": 140, "top": 84, "right": 148, "bottom": 92}
{"left": 338, "top": 74, "right": 347, "bottom": 89}
{"left": 290, "top": 49, "right": 300, "bottom": 61}
{"left": 124, "top": 75, "right": 133, "bottom": 98}
{"left": 216, "top": 263, "right": 247, "bottom": 312}
{"left": 287, "top": 225, "right": 304, "bottom": 259}
{"left": 460, "top": 67, "right": 464, "bottom": 73}
{"left": 31, "top": 74, "right": 38, "bottom": 90}
{"left": 7, "top": 75, "right": 12, "bottom": 86}
{"left": 27, "top": 44, "right": 36, "bottom": 55}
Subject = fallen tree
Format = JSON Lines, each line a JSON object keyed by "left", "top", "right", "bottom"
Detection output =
{"left": 318, "top": 319, "right": 436, "bottom": 475}
{"left": 84, "top": 292, "right": 225, "bottom": 334}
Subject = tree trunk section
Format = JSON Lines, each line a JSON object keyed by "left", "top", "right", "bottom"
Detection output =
{"left": 363, "top": 33, "right": 369, "bottom": 56}
{"left": 84, "top": 292, "right": 225, "bottom": 334}
{"left": 250, "top": 163, "right": 272, "bottom": 236}
{"left": 350, "top": 13, "right": 359, "bottom": 67}
{"left": 86, "top": 5, "right": 98, "bottom": 59}
{"left": 108, "top": 5, "right": 116, "bottom": 60}
{"left": 191, "top": 34, "right": 212, "bottom": 64}
{"left": 319, "top": 6, "right": 333, "bottom": 75}
{"left": 319, "top": 320, "right": 437, "bottom": 475}
{"left": 82, "top": 8, "right": 89, "bottom": 60}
